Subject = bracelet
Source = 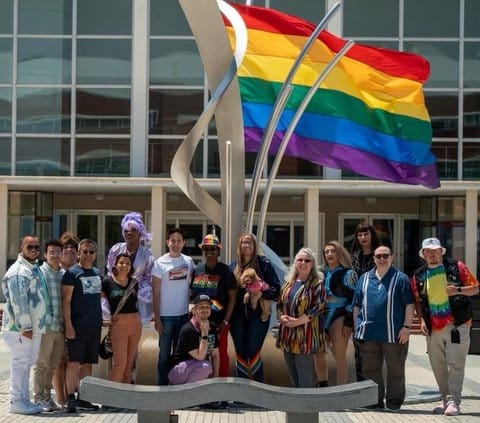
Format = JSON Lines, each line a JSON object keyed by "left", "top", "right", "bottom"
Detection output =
{"left": 403, "top": 325, "right": 411, "bottom": 329}
{"left": 199, "top": 335, "right": 208, "bottom": 340}
{"left": 223, "top": 320, "right": 229, "bottom": 325}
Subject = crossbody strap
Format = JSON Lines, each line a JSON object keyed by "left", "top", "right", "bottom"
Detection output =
{"left": 111, "top": 277, "right": 138, "bottom": 320}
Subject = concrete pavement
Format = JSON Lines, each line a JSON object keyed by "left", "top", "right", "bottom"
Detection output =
{"left": 0, "top": 334, "right": 479, "bottom": 422}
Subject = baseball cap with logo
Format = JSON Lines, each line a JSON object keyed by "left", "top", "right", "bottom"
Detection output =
{"left": 419, "top": 237, "right": 446, "bottom": 259}
{"left": 193, "top": 294, "right": 212, "bottom": 305}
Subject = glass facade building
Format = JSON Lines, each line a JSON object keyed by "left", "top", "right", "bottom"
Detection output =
{"left": 0, "top": 0, "right": 479, "bottom": 279}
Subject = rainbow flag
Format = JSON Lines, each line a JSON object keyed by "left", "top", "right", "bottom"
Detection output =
{"left": 224, "top": 4, "right": 440, "bottom": 189}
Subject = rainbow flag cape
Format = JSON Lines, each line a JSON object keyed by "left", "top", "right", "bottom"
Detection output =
{"left": 224, "top": 4, "right": 440, "bottom": 189}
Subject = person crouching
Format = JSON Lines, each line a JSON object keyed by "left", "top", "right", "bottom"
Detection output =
{"left": 168, "top": 295, "right": 219, "bottom": 384}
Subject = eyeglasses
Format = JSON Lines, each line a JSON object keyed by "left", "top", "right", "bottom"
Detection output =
{"left": 25, "top": 245, "right": 41, "bottom": 251}
{"left": 296, "top": 258, "right": 312, "bottom": 263}
{"left": 47, "top": 250, "right": 62, "bottom": 256}
{"left": 81, "top": 250, "right": 96, "bottom": 255}
{"left": 203, "top": 246, "right": 218, "bottom": 252}
{"left": 374, "top": 253, "right": 391, "bottom": 260}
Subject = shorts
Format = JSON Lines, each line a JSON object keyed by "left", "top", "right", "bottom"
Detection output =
{"left": 66, "top": 326, "right": 101, "bottom": 364}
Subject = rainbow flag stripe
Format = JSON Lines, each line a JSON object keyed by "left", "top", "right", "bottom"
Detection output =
{"left": 224, "top": 4, "right": 440, "bottom": 189}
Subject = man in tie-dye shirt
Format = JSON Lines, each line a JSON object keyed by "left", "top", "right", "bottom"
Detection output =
{"left": 412, "top": 237, "right": 479, "bottom": 417}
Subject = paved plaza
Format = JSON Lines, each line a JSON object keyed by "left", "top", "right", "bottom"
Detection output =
{"left": 0, "top": 334, "right": 479, "bottom": 422}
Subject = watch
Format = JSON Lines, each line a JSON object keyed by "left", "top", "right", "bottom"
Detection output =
{"left": 457, "top": 286, "right": 462, "bottom": 293}
{"left": 200, "top": 335, "right": 208, "bottom": 340}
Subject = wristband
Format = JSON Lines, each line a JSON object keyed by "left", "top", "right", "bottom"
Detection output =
{"left": 200, "top": 335, "right": 208, "bottom": 340}
{"left": 403, "top": 325, "right": 411, "bottom": 329}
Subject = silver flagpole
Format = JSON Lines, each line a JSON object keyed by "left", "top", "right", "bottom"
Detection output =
{"left": 246, "top": 2, "right": 342, "bottom": 235}
{"left": 256, "top": 40, "right": 355, "bottom": 243}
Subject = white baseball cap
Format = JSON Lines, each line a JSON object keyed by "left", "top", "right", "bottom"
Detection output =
{"left": 419, "top": 237, "right": 446, "bottom": 259}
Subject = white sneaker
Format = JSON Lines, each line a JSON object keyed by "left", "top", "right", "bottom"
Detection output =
{"left": 444, "top": 401, "right": 460, "bottom": 416}
{"left": 9, "top": 400, "right": 41, "bottom": 415}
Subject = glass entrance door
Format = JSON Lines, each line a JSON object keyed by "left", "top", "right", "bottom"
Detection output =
{"left": 340, "top": 214, "right": 419, "bottom": 276}
{"left": 53, "top": 210, "right": 125, "bottom": 274}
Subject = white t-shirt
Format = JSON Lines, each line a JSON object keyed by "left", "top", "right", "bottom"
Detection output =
{"left": 151, "top": 253, "right": 194, "bottom": 317}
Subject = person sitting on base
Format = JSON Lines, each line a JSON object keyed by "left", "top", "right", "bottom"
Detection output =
{"left": 168, "top": 295, "right": 219, "bottom": 385}
{"left": 241, "top": 268, "right": 272, "bottom": 322}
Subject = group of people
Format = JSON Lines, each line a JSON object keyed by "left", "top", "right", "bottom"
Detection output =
{"left": 1, "top": 216, "right": 478, "bottom": 418}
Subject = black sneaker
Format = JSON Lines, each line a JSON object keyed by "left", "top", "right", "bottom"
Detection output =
{"left": 76, "top": 399, "right": 99, "bottom": 411}
{"left": 66, "top": 398, "right": 77, "bottom": 413}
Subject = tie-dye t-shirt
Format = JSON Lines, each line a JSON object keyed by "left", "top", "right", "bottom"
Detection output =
{"left": 426, "top": 265, "right": 454, "bottom": 330}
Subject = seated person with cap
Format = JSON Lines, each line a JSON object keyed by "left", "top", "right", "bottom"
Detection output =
{"left": 168, "top": 295, "right": 219, "bottom": 384}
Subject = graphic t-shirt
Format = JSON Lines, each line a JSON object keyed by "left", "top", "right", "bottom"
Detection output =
{"left": 173, "top": 320, "right": 218, "bottom": 363}
{"left": 62, "top": 264, "right": 102, "bottom": 328}
{"left": 102, "top": 276, "right": 138, "bottom": 315}
{"left": 191, "top": 262, "right": 236, "bottom": 323}
{"left": 151, "top": 253, "right": 194, "bottom": 316}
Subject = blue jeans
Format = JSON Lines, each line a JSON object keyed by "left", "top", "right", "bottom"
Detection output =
{"left": 157, "top": 314, "right": 189, "bottom": 385}
{"left": 229, "top": 313, "right": 269, "bottom": 382}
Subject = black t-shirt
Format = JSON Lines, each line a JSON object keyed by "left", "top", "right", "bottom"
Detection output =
{"left": 173, "top": 320, "right": 218, "bottom": 364}
{"left": 191, "top": 262, "right": 236, "bottom": 323}
{"left": 62, "top": 264, "right": 102, "bottom": 328}
{"left": 102, "top": 276, "right": 138, "bottom": 315}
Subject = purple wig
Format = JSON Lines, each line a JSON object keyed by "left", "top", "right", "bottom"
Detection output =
{"left": 121, "top": 212, "right": 151, "bottom": 241}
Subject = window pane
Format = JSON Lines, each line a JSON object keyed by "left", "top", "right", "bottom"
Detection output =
{"left": 148, "top": 138, "right": 202, "bottom": 176}
{"left": 75, "top": 138, "right": 130, "bottom": 176}
{"left": 16, "top": 137, "right": 69, "bottom": 175}
{"left": 0, "top": 1, "right": 13, "bottom": 34}
{"left": 266, "top": 225, "right": 290, "bottom": 259}
{"left": 150, "top": 40, "right": 203, "bottom": 85}
{"left": 150, "top": 0, "right": 191, "bottom": 36}
{"left": 404, "top": 0, "right": 459, "bottom": 37}
{"left": 464, "top": 92, "right": 480, "bottom": 138}
{"left": 17, "top": 88, "right": 71, "bottom": 133}
{"left": 426, "top": 92, "right": 458, "bottom": 138}
{"left": 463, "top": 143, "right": 480, "bottom": 180}
{"left": 464, "top": 42, "right": 480, "bottom": 89}
{"left": 404, "top": 42, "right": 458, "bottom": 88}
{"left": 344, "top": 0, "right": 398, "bottom": 37}
{"left": 77, "top": 0, "right": 131, "bottom": 35}
{"left": 76, "top": 88, "right": 131, "bottom": 134}
{"left": 18, "top": 0, "right": 72, "bottom": 35}
{"left": 0, "top": 137, "right": 11, "bottom": 174}
{"left": 149, "top": 89, "right": 203, "bottom": 134}
{"left": 77, "top": 39, "right": 131, "bottom": 84}
{"left": 18, "top": 38, "right": 71, "bottom": 84}
{"left": 0, "top": 88, "right": 11, "bottom": 132}
{"left": 0, "top": 38, "right": 12, "bottom": 83}
{"left": 270, "top": 0, "right": 325, "bottom": 24}
{"left": 358, "top": 40, "right": 399, "bottom": 50}
{"left": 271, "top": 156, "right": 323, "bottom": 179}
{"left": 431, "top": 142, "right": 457, "bottom": 179}
{"left": 465, "top": 0, "right": 480, "bottom": 37}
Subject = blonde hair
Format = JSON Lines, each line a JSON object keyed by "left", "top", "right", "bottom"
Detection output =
{"left": 284, "top": 247, "right": 322, "bottom": 285}
{"left": 322, "top": 240, "right": 352, "bottom": 269}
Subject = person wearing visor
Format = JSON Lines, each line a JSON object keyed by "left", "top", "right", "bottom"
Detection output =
{"left": 191, "top": 233, "right": 236, "bottom": 386}
{"left": 411, "top": 237, "right": 479, "bottom": 416}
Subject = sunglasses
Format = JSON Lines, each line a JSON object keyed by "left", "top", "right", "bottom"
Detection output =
{"left": 374, "top": 253, "right": 391, "bottom": 260}
{"left": 296, "top": 258, "right": 312, "bottom": 263}
{"left": 81, "top": 250, "right": 96, "bottom": 255}
{"left": 203, "top": 246, "right": 218, "bottom": 252}
{"left": 26, "top": 245, "right": 41, "bottom": 251}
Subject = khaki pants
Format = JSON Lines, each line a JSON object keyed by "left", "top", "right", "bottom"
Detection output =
{"left": 32, "top": 330, "right": 65, "bottom": 402}
{"left": 427, "top": 322, "right": 470, "bottom": 405}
